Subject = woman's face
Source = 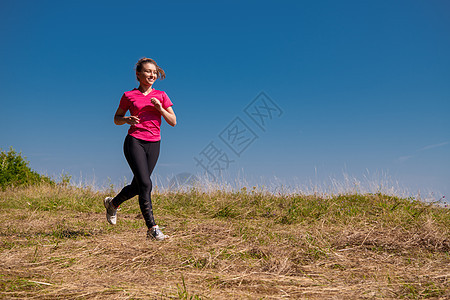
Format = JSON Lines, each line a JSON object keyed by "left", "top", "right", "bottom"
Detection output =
{"left": 137, "top": 62, "right": 157, "bottom": 86}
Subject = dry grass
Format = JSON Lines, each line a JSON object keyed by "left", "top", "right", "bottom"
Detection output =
{"left": 0, "top": 183, "right": 449, "bottom": 299}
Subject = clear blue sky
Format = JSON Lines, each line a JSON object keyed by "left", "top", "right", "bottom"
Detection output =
{"left": 1, "top": 0, "right": 449, "bottom": 198}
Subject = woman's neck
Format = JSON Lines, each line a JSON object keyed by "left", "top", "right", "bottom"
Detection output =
{"left": 138, "top": 84, "right": 153, "bottom": 95}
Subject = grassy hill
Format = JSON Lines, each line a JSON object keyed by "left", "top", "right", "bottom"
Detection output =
{"left": 0, "top": 182, "right": 449, "bottom": 299}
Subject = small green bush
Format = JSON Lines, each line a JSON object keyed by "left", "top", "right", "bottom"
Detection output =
{"left": 0, "top": 147, "right": 52, "bottom": 190}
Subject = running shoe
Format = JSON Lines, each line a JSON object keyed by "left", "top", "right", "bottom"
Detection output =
{"left": 103, "top": 197, "right": 117, "bottom": 225}
{"left": 147, "top": 225, "right": 167, "bottom": 241}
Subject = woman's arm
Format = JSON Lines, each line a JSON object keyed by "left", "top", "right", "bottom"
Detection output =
{"left": 161, "top": 106, "right": 177, "bottom": 127}
{"left": 114, "top": 107, "right": 140, "bottom": 125}
{"left": 151, "top": 98, "right": 177, "bottom": 127}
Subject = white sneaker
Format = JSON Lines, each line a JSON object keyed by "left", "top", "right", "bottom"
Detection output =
{"left": 147, "top": 225, "right": 167, "bottom": 241}
{"left": 103, "top": 197, "right": 117, "bottom": 225}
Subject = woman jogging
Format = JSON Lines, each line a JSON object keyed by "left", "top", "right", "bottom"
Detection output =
{"left": 104, "top": 57, "right": 176, "bottom": 241}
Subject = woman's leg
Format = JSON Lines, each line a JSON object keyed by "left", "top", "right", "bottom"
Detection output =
{"left": 141, "top": 140, "right": 160, "bottom": 227}
{"left": 121, "top": 135, "right": 160, "bottom": 229}
{"left": 111, "top": 178, "right": 138, "bottom": 208}
{"left": 111, "top": 135, "right": 139, "bottom": 208}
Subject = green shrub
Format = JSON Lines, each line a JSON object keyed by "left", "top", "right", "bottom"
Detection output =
{"left": 0, "top": 147, "right": 52, "bottom": 190}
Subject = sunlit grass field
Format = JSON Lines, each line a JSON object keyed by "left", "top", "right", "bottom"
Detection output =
{"left": 0, "top": 179, "right": 448, "bottom": 299}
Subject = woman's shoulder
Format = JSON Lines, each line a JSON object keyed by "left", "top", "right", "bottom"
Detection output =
{"left": 122, "top": 88, "right": 167, "bottom": 99}
{"left": 124, "top": 88, "right": 139, "bottom": 96}
{"left": 151, "top": 89, "right": 166, "bottom": 95}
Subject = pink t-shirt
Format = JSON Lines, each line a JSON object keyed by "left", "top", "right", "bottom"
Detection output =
{"left": 119, "top": 88, "right": 173, "bottom": 141}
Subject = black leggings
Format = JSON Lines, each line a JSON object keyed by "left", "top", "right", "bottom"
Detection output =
{"left": 112, "top": 135, "right": 160, "bottom": 228}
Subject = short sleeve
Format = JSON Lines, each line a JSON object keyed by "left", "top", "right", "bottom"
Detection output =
{"left": 118, "top": 93, "right": 130, "bottom": 111}
{"left": 162, "top": 92, "right": 173, "bottom": 109}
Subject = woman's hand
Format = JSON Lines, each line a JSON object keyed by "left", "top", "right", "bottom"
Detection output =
{"left": 150, "top": 97, "right": 176, "bottom": 126}
{"left": 125, "top": 116, "right": 140, "bottom": 125}
{"left": 150, "top": 97, "right": 162, "bottom": 111}
{"left": 114, "top": 107, "right": 140, "bottom": 125}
